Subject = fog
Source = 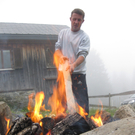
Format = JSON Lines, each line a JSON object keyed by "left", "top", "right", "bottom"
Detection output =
{"left": 0, "top": 0, "right": 135, "bottom": 107}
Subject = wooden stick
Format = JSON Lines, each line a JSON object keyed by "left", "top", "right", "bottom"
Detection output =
{"left": 59, "top": 60, "right": 76, "bottom": 113}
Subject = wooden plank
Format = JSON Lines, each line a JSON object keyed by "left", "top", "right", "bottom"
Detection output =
{"left": 60, "top": 60, "right": 76, "bottom": 113}
{"left": 89, "top": 104, "right": 117, "bottom": 109}
{"left": 89, "top": 94, "right": 109, "bottom": 98}
{"left": 111, "top": 90, "right": 135, "bottom": 97}
{"left": 89, "top": 90, "right": 135, "bottom": 98}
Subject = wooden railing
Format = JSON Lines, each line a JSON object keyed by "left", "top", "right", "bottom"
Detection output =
{"left": 89, "top": 90, "right": 135, "bottom": 108}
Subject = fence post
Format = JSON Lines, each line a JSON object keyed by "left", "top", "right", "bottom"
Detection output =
{"left": 109, "top": 93, "right": 111, "bottom": 108}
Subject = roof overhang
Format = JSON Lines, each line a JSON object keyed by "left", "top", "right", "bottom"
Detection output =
{"left": 0, "top": 34, "right": 58, "bottom": 40}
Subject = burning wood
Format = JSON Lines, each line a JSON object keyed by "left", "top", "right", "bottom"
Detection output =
{"left": 6, "top": 117, "right": 42, "bottom": 135}
{"left": 6, "top": 112, "right": 96, "bottom": 135}
{"left": 51, "top": 112, "right": 90, "bottom": 135}
{"left": 91, "top": 110, "right": 103, "bottom": 127}
{"left": 4, "top": 52, "right": 105, "bottom": 134}
{"left": 90, "top": 101, "right": 103, "bottom": 127}
{"left": 40, "top": 117, "right": 55, "bottom": 135}
{"left": 4, "top": 88, "right": 105, "bottom": 135}
{"left": 5, "top": 89, "right": 103, "bottom": 135}
{"left": 3, "top": 49, "right": 116, "bottom": 135}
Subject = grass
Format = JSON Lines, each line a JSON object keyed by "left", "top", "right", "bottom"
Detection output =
{"left": 11, "top": 106, "right": 118, "bottom": 119}
{"left": 11, "top": 107, "right": 52, "bottom": 117}
{"left": 88, "top": 108, "right": 118, "bottom": 117}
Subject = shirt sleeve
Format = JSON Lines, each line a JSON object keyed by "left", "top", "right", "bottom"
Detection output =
{"left": 55, "top": 30, "right": 64, "bottom": 51}
{"left": 77, "top": 34, "right": 90, "bottom": 59}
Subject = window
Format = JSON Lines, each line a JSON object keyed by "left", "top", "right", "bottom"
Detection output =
{"left": 0, "top": 48, "right": 23, "bottom": 70}
{"left": 45, "top": 46, "right": 56, "bottom": 68}
{"left": 0, "top": 49, "right": 13, "bottom": 69}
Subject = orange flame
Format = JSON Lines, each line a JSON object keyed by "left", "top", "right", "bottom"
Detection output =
{"left": 91, "top": 101, "right": 103, "bottom": 127}
{"left": 78, "top": 104, "right": 88, "bottom": 120}
{"left": 28, "top": 91, "right": 45, "bottom": 123}
{"left": 91, "top": 110, "right": 103, "bottom": 127}
{"left": 48, "top": 52, "right": 67, "bottom": 115}
{"left": 46, "top": 130, "right": 51, "bottom": 135}
{"left": 5, "top": 117, "right": 10, "bottom": 135}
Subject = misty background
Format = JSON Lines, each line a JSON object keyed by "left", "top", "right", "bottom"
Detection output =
{"left": 0, "top": 0, "right": 135, "bottom": 107}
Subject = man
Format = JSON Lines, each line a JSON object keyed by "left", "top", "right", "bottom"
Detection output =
{"left": 55, "top": 8, "right": 90, "bottom": 115}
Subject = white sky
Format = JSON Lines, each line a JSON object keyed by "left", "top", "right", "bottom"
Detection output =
{"left": 0, "top": 0, "right": 135, "bottom": 79}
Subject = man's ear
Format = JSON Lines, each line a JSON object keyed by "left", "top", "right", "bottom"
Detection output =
{"left": 70, "top": 17, "right": 71, "bottom": 21}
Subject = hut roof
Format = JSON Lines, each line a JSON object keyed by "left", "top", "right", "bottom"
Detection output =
{"left": 0, "top": 22, "right": 69, "bottom": 40}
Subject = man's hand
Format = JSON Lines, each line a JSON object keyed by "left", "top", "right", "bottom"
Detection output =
{"left": 66, "top": 56, "right": 85, "bottom": 74}
{"left": 66, "top": 63, "right": 76, "bottom": 74}
{"left": 69, "top": 63, "right": 76, "bottom": 74}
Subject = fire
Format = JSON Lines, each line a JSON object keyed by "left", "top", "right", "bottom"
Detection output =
{"left": 47, "top": 52, "right": 67, "bottom": 115}
{"left": 48, "top": 86, "right": 66, "bottom": 115}
{"left": 46, "top": 130, "right": 51, "bottom": 135}
{"left": 91, "top": 102, "right": 103, "bottom": 127}
{"left": 91, "top": 110, "right": 103, "bottom": 127}
{"left": 27, "top": 91, "right": 45, "bottom": 123}
{"left": 78, "top": 104, "right": 88, "bottom": 120}
{"left": 5, "top": 117, "right": 10, "bottom": 135}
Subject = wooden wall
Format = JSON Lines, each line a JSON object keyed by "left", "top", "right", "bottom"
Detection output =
{"left": 0, "top": 40, "right": 57, "bottom": 108}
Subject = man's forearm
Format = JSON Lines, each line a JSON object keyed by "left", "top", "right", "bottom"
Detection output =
{"left": 73, "top": 56, "right": 84, "bottom": 68}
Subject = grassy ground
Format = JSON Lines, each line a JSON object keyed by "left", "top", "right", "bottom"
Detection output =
{"left": 11, "top": 107, "right": 118, "bottom": 118}
{"left": 88, "top": 108, "right": 118, "bottom": 117}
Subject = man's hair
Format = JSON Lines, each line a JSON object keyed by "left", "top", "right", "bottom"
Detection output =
{"left": 71, "top": 8, "right": 85, "bottom": 19}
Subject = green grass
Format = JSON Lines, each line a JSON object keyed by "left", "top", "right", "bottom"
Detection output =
{"left": 11, "top": 107, "right": 52, "bottom": 117}
{"left": 88, "top": 108, "right": 98, "bottom": 117}
{"left": 88, "top": 108, "right": 118, "bottom": 117}
{"left": 104, "top": 108, "right": 118, "bottom": 116}
{"left": 10, "top": 106, "right": 118, "bottom": 118}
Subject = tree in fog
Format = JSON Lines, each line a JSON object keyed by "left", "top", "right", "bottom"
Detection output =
{"left": 111, "top": 71, "right": 131, "bottom": 93}
{"left": 86, "top": 49, "right": 112, "bottom": 95}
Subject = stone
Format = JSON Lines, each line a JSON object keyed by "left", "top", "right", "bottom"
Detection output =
{"left": 0, "top": 101, "right": 12, "bottom": 135}
{"left": 0, "top": 90, "right": 35, "bottom": 110}
{"left": 81, "top": 117, "right": 135, "bottom": 135}
{"left": 131, "top": 102, "right": 135, "bottom": 109}
{"left": 113, "top": 104, "right": 135, "bottom": 119}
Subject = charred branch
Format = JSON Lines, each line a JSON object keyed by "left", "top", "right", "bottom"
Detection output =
{"left": 51, "top": 112, "right": 90, "bottom": 135}
{"left": 7, "top": 117, "right": 42, "bottom": 135}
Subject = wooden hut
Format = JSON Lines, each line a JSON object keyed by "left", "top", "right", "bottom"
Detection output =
{"left": 0, "top": 22, "right": 68, "bottom": 108}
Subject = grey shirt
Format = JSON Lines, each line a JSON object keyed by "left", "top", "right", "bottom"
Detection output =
{"left": 55, "top": 28, "right": 90, "bottom": 74}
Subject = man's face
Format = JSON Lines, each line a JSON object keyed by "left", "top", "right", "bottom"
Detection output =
{"left": 70, "top": 13, "right": 84, "bottom": 32}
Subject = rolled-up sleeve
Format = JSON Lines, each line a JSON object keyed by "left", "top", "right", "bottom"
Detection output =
{"left": 77, "top": 34, "right": 90, "bottom": 59}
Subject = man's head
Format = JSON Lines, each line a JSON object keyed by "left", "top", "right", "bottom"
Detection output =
{"left": 70, "top": 8, "right": 85, "bottom": 32}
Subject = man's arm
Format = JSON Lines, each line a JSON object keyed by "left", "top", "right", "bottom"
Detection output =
{"left": 69, "top": 56, "right": 84, "bottom": 73}
{"left": 55, "top": 50, "right": 85, "bottom": 74}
